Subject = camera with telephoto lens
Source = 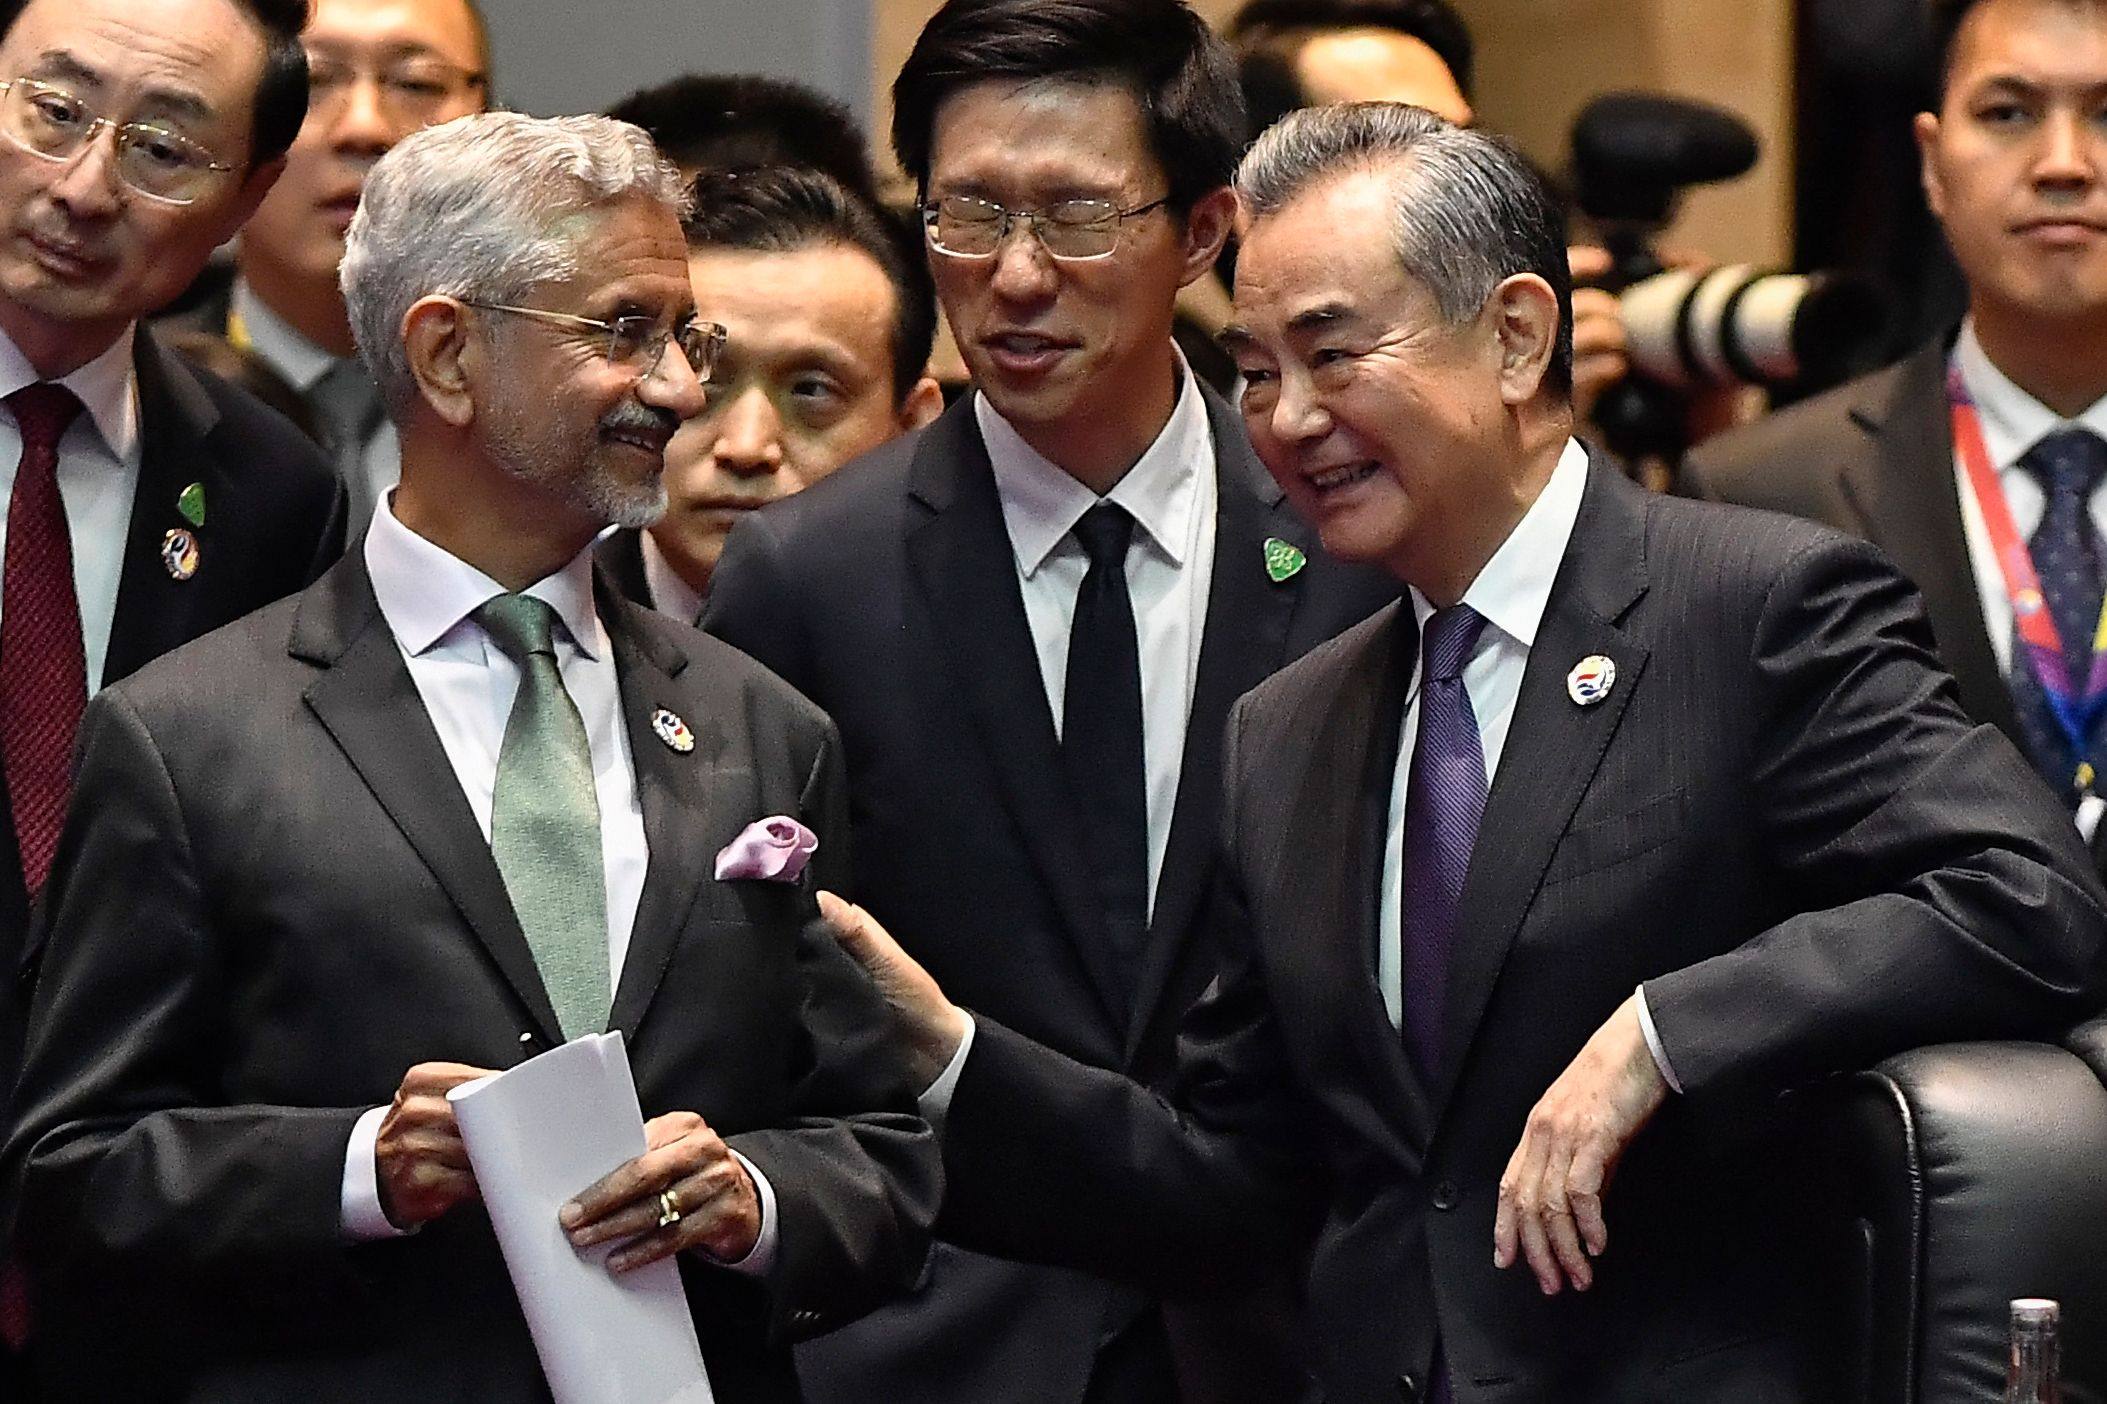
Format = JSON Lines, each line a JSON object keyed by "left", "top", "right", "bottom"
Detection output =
{"left": 1571, "top": 93, "right": 1889, "bottom": 465}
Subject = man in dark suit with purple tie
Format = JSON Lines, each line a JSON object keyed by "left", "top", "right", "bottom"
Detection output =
{"left": 820, "top": 102, "right": 2107, "bottom": 1403}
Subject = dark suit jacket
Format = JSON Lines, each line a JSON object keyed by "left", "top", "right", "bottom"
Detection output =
{"left": 703, "top": 388, "right": 1393, "bottom": 1403}
{"left": 0, "top": 326, "right": 344, "bottom": 1091}
{"left": 596, "top": 527, "right": 659, "bottom": 613}
{"left": 1, "top": 552, "right": 938, "bottom": 1401}
{"left": 931, "top": 463, "right": 2107, "bottom": 1404}
{"left": 1679, "top": 338, "right": 2039, "bottom": 783}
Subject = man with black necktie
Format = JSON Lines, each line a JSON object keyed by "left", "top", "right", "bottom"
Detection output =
{"left": 0, "top": 0, "right": 341, "bottom": 1381}
{"left": 703, "top": 4, "right": 1390, "bottom": 1400}
{"left": 818, "top": 103, "right": 2107, "bottom": 1403}
{"left": 1686, "top": 0, "right": 2107, "bottom": 861}
{"left": 3, "top": 111, "right": 935, "bottom": 1401}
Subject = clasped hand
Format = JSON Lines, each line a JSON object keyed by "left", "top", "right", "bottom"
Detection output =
{"left": 374, "top": 1061, "right": 759, "bottom": 1271}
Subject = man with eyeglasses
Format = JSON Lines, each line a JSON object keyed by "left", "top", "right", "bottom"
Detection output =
{"left": 0, "top": 0, "right": 342, "bottom": 1368}
{"left": 158, "top": 0, "right": 487, "bottom": 529}
{"left": 704, "top": 3, "right": 1390, "bottom": 1402}
{"left": 3, "top": 111, "right": 938, "bottom": 1402}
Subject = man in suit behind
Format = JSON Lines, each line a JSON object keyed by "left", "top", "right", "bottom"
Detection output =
{"left": 160, "top": 0, "right": 490, "bottom": 525}
{"left": 704, "top": 3, "right": 1391, "bottom": 1399}
{"left": 821, "top": 104, "right": 2107, "bottom": 1403}
{"left": 1684, "top": 0, "right": 2107, "bottom": 859}
{"left": 3, "top": 111, "right": 937, "bottom": 1400}
{"left": 600, "top": 162, "right": 943, "bottom": 621}
{"left": 0, "top": 0, "right": 341, "bottom": 1244}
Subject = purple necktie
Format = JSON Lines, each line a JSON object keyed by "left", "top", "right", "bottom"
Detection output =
{"left": 1398, "top": 604, "right": 1489, "bottom": 1080}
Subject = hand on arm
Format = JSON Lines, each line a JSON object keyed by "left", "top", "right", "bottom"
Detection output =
{"left": 373, "top": 1061, "right": 494, "bottom": 1229}
{"left": 1492, "top": 994, "right": 1668, "bottom": 1294}
{"left": 817, "top": 891, "right": 969, "bottom": 1090}
{"left": 561, "top": 1112, "right": 760, "bottom": 1271}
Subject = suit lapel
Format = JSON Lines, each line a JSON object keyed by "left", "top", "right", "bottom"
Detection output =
{"left": 295, "top": 554, "right": 565, "bottom": 1044}
{"left": 1287, "top": 606, "right": 1436, "bottom": 1155}
{"left": 903, "top": 401, "right": 1127, "bottom": 1027}
{"left": 1838, "top": 340, "right": 2020, "bottom": 740}
{"left": 1126, "top": 388, "right": 1317, "bottom": 1058}
{"left": 1429, "top": 461, "right": 1651, "bottom": 1123}
{"left": 104, "top": 329, "right": 224, "bottom": 687}
{"left": 601, "top": 583, "right": 728, "bottom": 1039}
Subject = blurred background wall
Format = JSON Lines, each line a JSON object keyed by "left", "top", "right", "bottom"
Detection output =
{"left": 484, "top": 0, "right": 1795, "bottom": 268}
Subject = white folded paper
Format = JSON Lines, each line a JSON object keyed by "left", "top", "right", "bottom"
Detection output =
{"left": 449, "top": 1031, "right": 716, "bottom": 1404}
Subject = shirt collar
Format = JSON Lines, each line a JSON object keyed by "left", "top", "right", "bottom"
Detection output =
{"left": 0, "top": 321, "right": 140, "bottom": 467}
{"left": 639, "top": 528, "right": 705, "bottom": 623}
{"left": 1409, "top": 437, "right": 1591, "bottom": 652}
{"left": 231, "top": 276, "right": 337, "bottom": 392}
{"left": 1954, "top": 318, "right": 2107, "bottom": 472}
{"left": 978, "top": 346, "right": 1211, "bottom": 577}
{"left": 363, "top": 493, "right": 607, "bottom": 662}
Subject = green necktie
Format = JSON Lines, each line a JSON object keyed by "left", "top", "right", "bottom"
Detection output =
{"left": 474, "top": 593, "right": 611, "bottom": 1041}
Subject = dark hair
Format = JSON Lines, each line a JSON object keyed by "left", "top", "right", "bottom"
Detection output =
{"left": 891, "top": 0, "right": 1245, "bottom": 215}
{"left": 685, "top": 164, "right": 936, "bottom": 405}
{"left": 1238, "top": 103, "right": 1574, "bottom": 395}
{"left": 1227, "top": 0, "right": 1475, "bottom": 100}
{"left": 1928, "top": 0, "right": 2107, "bottom": 90}
{"left": 0, "top": 0, "right": 311, "bottom": 167}
{"left": 606, "top": 73, "right": 876, "bottom": 199}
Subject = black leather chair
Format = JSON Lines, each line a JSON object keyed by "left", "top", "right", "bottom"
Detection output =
{"left": 1813, "top": 1017, "right": 2107, "bottom": 1403}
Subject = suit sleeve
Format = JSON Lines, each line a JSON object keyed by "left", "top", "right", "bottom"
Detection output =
{"left": 722, "top": 717, "right": 943, "bottom": 1342}
{"left": 933, "top": 695, "right": 1321, "bottom": 1297}
{"left": 3, "top": 689, "right": 365, "bottom": 1291}
{"left": 1644, "top": 536, "right": 2107, "bottom": 1100}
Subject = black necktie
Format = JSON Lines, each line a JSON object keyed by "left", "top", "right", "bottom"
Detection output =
{"left": 2009, "top": 428, "right": 2107, "bottom": 790}
{"left": 1063, "top": 503, "right": 1149, "bottom": 1000}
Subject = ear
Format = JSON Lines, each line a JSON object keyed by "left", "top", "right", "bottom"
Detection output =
{"left": 1176, "top": 186, "right": 1238, "bottom": 289}
{"left": 214, "top": 156, "right": 286, "bottom": 244}
{"left": 402, "top": 296, "right": 476, "bottom": 428}
{"left": 898, "top": 374, "right": 945, "bottom": 432}
{"left": 1486, "top": 272, "right": 1561, "bottom": 407}
{"left": 1914, "top": 110, "right": 1949, "bottom": 222}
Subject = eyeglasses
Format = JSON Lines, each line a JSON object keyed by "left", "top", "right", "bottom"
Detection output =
{"left": 921, "top": 193, "right": 1170, "bottom": 262}
{"left": 461, "top": 301, "right": 727, "bottom": 380}
{"left": 0, "top": 77, "right": 236, "bottom": 205}
{"left": 304, "top": 50, "right": 486, "bottom": 128}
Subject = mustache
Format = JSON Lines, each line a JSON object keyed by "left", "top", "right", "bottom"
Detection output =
{"left": 599, "top": 403, "right": 679, "bottom": 439}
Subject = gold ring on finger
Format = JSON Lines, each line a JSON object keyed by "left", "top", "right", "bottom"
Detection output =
{"left": 657, "top": 1186, "right": 683, "bottom": 1229}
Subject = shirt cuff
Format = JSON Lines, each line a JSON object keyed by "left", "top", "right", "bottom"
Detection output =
{"left": 341, "top": 1104, "right": 416, "bottom": 1241}
{"left": 915, "top": 1012, "right": 978, "bottom": 1135}
{"left": 709, "top": 1149, "right": 779, "bottom": 1278}
{"left": 1634, "top": 985, "right": 1684, "bottom": 1095}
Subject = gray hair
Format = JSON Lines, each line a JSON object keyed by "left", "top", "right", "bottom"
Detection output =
{"left": 340, "top": 111, "right": 690, "bottom": 411}
{"left": 1235, "top": 103, "right": 1573, "bottom": 391}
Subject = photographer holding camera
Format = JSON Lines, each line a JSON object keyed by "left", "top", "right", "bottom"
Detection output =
{"left": 1686, "top": 0, "right": 2107, "bottom": 868}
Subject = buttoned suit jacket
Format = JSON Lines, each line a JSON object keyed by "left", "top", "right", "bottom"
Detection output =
{"left": 702, "top": 387, "right": 1394, "bottom": 1404}
{"left": 929, "top": 461, "right": 2107, "bottom": 1404}
{"left": 0, "top": 325, "right": 344, "bottom": 1093}
{"left": 1, "top": 551, "right": 938, "bottom": 1401}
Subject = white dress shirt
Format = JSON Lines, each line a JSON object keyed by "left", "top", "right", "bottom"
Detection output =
{"left": 1950, "top": 319, "right": 2107, "bottom": 674}
{"left": 978, "top": 352, "right": 1218, "bottom": 915}
{"left": 232, "top": 277, "right": 401, "bottom": 520}
{"left": 639, "top": 528, "right": 705, "bottom": 625}
{"left": 0, "top": 323, "right": 143, "bottom": 691}
{"left": 339, "top": 496, "right": 776, "bottom": 1272}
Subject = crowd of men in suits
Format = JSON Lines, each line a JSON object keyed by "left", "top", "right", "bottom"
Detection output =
{"left": 0, "top": 0, "right": 2104, "bottom": 1401}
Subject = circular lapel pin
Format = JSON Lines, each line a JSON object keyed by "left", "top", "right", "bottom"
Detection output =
{"left": 1566, "top": 655, "right": 1616, "bottom": 707}
{"left": 161, "top": 527, "right": 200, "bottom": 581}
{"left": 651, "top": 707, "right": 695, "bottom": 753}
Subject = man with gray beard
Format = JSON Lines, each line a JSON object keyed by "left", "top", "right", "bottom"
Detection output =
{"left": 2, "top": 111, "right": 936, "bottom": 1401}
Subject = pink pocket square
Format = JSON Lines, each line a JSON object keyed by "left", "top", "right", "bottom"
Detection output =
{"left": 714, "top": 816, "right": 818, "bottom": 882}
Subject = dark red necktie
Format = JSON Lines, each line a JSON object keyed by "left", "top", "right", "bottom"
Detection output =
{"left": 1, "top": 381, "right": 86, "bottom": 899}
